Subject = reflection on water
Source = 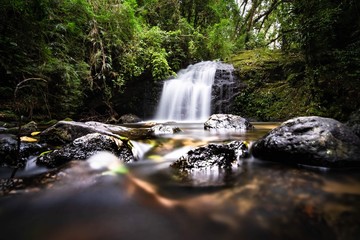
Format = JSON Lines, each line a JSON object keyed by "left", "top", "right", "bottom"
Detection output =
{"left": 1, "top": 122, "right": 360, "bottom": 240}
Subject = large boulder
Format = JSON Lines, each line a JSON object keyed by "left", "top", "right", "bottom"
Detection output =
{"left": 37, "top": 133, "right": 135, "bottom": 168}
{"left": 40, "top": 120, "right": 155, "bottom": 144}
{"left": 251, "top": 116, "right": 360, "bottom": 168}
{"left": 204, "top": 114, "right": 253, "bottom": 131}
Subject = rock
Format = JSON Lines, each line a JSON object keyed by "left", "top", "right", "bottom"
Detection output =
{"left": 40, "top": 120, "right": 153, "bottom": 144}
{"left": 251, "top": 116, "right": 360, "bottom": 168}
{"left": 150, "top": 125, "right": 181, "bottom": 135}
{"left": 0, "top": 134, "right": 18, "bottom": 166}
{"left": 19, "top": 121, "right": 38, "bottom": 135}
{"left": 1, "top": 121, "right": 38, "bottom": 135}
{"left": 171, "top": 141, "right": 248, "bottom": 170}
{"left": 118, "top": 114, "right": 141, "bottom": 124}
{"left": 40, "top": 121, "right": 98, "bottom": 145}
{"left": 346, "top": 109, "right": 360, "bottom": 137}
{"left": 211, "top": 64, "right": 245, "bottom": 114}
{"left": 37, "top": 133, "right": 135, "bottom": 168}
{"left": 204, "top": 114, "right": 253, "bottom": 131}
{"left": 0, "top": 134, "right": 46, "bottom": 167}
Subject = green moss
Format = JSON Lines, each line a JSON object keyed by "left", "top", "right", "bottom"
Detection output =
{"left": 0, "top": 110, "right": 18, "bottom": 122}
{"left": 228, "top": 49, "right": 324, "bottom": 121}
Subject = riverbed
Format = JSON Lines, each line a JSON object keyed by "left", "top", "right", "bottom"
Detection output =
{"left": 0, "top": 122, "right": 359, "bottom": 240}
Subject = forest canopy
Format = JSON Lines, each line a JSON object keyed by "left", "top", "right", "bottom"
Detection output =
{"left": 0, "top": 0, "right": 359, "bottom": 121}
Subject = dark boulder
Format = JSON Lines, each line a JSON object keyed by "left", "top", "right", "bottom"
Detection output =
{"left": 0, "top": 121, "right": 38, "bottom": 135}
{"left": 211, "top": 64, "right": 245, "bottom": 114}
{"left": 0, "top": 134, "right": 18, "bottom": 166}
{"left": 171, "top": 141, "right": 248, "bottom": 170}
{"left": 118, "top": 114, "right": 141, "bottom": 124}
{"left": 204, "top": 114, "right": 254, "bottom": 131}
{"left": 346, "top": 109, "right": 360, "bottom": 137}
{"left": 37, "top": 133, "right": 135, "bottom": 168}
{"left": 0, "top": 134, "right": 45, "bottom": 167}
{"left": 251, "top": 116, "right": 360, "bottom": 168}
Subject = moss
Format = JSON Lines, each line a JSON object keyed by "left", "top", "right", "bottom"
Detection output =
{"left": 0, "top": 110, "right": 18, "bottom": 122}
{"left": 228, "top": 49, "right": 324, "bottom": 121}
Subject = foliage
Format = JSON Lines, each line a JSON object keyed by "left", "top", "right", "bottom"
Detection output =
{"left": 230, "top": 49, "right": 321, "bottom": 121}
{"left": 0, "top": 0, "right": 359, "bottom": 121}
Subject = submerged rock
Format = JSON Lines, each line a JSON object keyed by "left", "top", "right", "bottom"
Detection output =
{"left": 37, "top": 133, "right": 135, "bottom": 168}
{"left": 204, "top": 114, "right": 253, "bottom": 131}
{"left": 171, "top": 141, "right": 248, "bottom": 170}
{"left": 150, "top": 125, "right": 181, "bottom": 135}
{"left": 251, "top": 116, "right": 360, "bottom": 168}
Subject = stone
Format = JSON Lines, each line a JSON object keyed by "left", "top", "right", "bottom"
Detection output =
{"left": 251, "top": 116, "right": 360, "bottom": 168}
{"left": 1, "top": 121, "right": 38, "bottom": 135}
{"left": 0, "top": 134, "right": 46, "bottom": 167}
{"left": 118, "top": 114, "right": 141, "bottom": 124}
{"left": 171, "top": 141, "right": 248, "bottom": 170}
{"left": 204, "top": 114, "right": 254, "bottom": 131}
{"left": 211, "top": 64, "right": 245, "bottom": 114}
{"left": 346, "top": 109, "right": 360, "bottom": 137}
{"left": 37, "top": 133, "right": 135, "bottom": 168}
{"left": 40, "top": 120, "right": 153, "bottom": 144}
{"left": 150, "top": 125, "right": 181, "bottom": 135}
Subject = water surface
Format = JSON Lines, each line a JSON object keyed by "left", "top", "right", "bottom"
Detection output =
{"left": 0, "top": 122, "right": 359, "bottom": 240}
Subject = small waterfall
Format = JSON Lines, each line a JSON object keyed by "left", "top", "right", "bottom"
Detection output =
{"left": 155, "top": 61, "right": 239, "bottom": 122}
{"left": 155, "top": 61, "right": 218, "bottom": 121}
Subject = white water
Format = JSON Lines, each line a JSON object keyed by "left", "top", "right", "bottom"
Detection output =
{"left": 155, "top": 61, "right": 218, "bottom": 121}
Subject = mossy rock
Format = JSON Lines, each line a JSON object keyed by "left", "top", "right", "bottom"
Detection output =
{"left": 0, "top": 111, "right": 18, "bottom": 122}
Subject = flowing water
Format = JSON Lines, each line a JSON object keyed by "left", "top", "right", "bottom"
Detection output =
{"left": 155, "top": 61, "right": 219, "bottom": 121}
{"left": 1, "top": 122, "right": 360, "bottom": 240}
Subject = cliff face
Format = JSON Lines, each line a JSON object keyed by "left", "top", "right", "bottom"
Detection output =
{"left": 211, "top": 64, "right": 245, "bottom": 115}
{"left": 228, "top": 49, "right": 313, "bottom": 121}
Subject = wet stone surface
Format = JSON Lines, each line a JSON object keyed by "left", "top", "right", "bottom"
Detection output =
{"left": 252, "top": 116, "right": 360, "bottom": 168}
{"left": 37, "top": 133, "right": 135, "bottom": 168}
{"left": 204, "top": 114, "right": 254, "bottom": 131}
{"left": 171, "top": 141, "right": 249, "bottom": 170}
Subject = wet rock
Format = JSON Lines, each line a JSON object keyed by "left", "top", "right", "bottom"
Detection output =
{"left": 150, "top": 125, "right": 181, "bottom": 135}
{"left": 171, "top": 141, "right": 248, "bottom": 170}
{"left": 40, "top": 120, "right": 152, "bottom": 144}
{"left": 346, "top": 109, "right": 360, "bottom": 137}
{"left": 0, "top": 134, "right": 17, "bottom": 166}
{"left": 204, "top": 114, "right": 254, "bottom": 131}
{"left": 211, "top": 64, "right": 245, "bottom": 114}
{"left": 118, "top": 114, "right": 141, "bottom": 124}
{"left": 251, "top": 116, "right": 360, "bottom": 168}
{"left": 37, "top": 133, "right": 135, "bottom": 168}
{"left": 0, "top": 134, "right": 45, "bottom": 167}
{"left": 1, "top": 121, "right": 38, "bottom": 135}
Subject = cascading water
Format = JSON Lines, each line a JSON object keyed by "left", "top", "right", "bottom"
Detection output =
{"left": 155, "top": 61, "right": 218, "bottom": 121}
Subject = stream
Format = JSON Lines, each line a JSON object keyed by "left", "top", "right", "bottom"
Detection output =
{"left": 0, "top": 122, "right": 360, "bottom": 240}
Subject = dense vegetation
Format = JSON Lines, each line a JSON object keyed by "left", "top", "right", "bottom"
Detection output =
{"left": 0, "top": 0, "right": 359, "bottom": 121}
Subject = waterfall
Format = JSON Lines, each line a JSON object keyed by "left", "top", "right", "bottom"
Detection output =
{"left": 155, "top": 61, "right": 239, "bottom": 122}
{"left": 155, "top": 61, "right": 218, "bottom": 121}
